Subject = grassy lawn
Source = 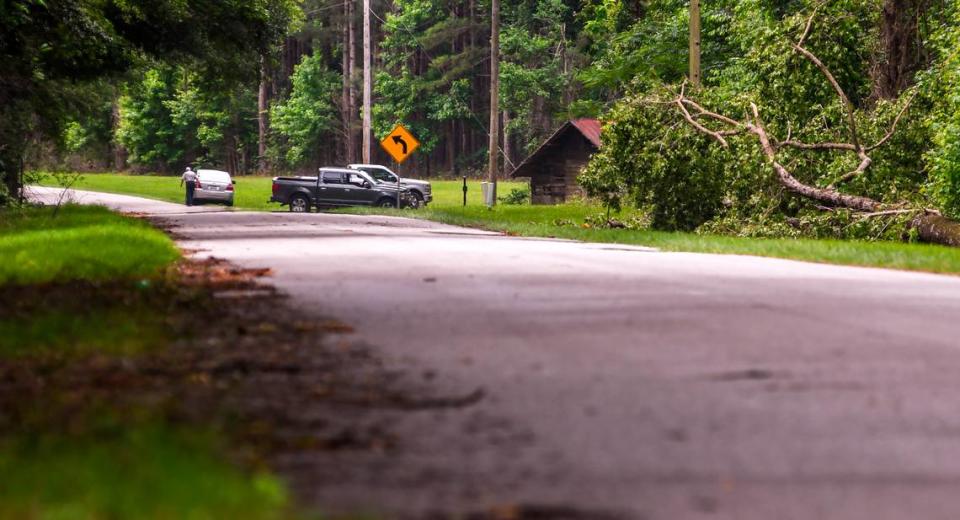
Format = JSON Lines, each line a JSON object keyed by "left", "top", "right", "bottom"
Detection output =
{"left": 0, "top": 204, "right": 179, "bottom": 285}
{"left": 0, "top": 204, "right": 291, "bottom": 519}
{"left": 37, "top": 172, "right": 279, "bottom": 210}
{"left": 37, "top": 172, "right": 960, "bottom": 274}
{"left": 0, "top": 423, "right": 287, "bottom": 520}
{"left": 37, "top": 170, "right": 523, "bottom": 211}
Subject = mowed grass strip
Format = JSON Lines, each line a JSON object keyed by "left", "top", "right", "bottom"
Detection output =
{"left": 0, "top": 423, "right": 289, "bottom": 520}
{"left": 37, "top": 171, "right": 523, "bottom": 211}
{"left": 37, "top": 172, "right": 960, "bottom": 274}
{"left": 0, "top": 204, "right": 293, "bottom": 518}
{"left": 38, "top": 171, "right": 278, "bottom": 210}
{"left": 0, "top": 204, "right": 179, "bottom": 285}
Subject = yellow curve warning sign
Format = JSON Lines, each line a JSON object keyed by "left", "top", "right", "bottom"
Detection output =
{"left": 380, "top": 124, "right": 420, "bottom": 164}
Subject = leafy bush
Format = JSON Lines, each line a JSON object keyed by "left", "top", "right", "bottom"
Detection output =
{"left": 499, "top": 187, "right": 530, "bottom": 205}
{"left": 579, "top": 89, "right": 744, "bottom": 231}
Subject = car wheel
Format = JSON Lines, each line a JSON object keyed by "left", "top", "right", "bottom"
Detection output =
{"left": 378, "top": 198, "right": 396, "bottom": 208}
{"left": 289, "top": 194, "right": 310, "bottom": 213}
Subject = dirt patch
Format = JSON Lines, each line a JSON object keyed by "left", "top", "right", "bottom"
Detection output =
{"left": 0, "top": 256, "right": 486, "bottom": 515}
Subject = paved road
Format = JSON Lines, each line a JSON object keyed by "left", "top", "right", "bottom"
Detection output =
{"left": 29, "top": 187, "right": 960, "bottom": 519}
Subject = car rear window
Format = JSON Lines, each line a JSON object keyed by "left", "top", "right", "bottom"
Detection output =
{"left": 198, "top": 170, "right": 231, "bottom": 183}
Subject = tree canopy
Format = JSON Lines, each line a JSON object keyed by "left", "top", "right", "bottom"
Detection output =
{"left": 7, "top": 0, "right": 960, "bottom": 244}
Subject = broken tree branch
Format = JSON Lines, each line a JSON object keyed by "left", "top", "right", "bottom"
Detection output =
{"left": 675, "top": 82, "right": 734, "bottom": 147}
{"left": 668, "top": 10, "right": 960, "bottom": 247}
{"left": 779, "top": 140, "right": 857, "bottom": 151}
{"left": 866, "top": 89, "right": 918, "bottom": 151}
{"left": 792, "top": 43, "right": 862, "bottom": 151}
{"left": 797, "top": 4, "right": 822, "bottom": 47}
{"left": 748, "top": 103, "right": 882, "bottom": 212}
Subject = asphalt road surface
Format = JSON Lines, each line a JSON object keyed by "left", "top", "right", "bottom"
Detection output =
{"left": 29, "top": 187, "right": 960, "bottom": 519}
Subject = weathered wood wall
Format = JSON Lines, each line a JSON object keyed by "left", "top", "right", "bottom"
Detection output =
{"left": 530, "top": 133, "right": 589, "bottom": 205}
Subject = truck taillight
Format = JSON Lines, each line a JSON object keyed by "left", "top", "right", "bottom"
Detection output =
{"left": 272, "top": 181, "right": 279, "bottom": 195}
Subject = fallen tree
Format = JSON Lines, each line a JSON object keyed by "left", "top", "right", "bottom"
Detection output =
{"left": 674, "top": 10, "right": 960, "bottom": 247}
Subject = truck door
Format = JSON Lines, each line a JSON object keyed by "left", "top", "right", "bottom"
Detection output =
{"left": 318, "top": 171, "right": 349, "bottom": 205}
{"left": 343, "top": 172, "right": 379, "bottom": 205}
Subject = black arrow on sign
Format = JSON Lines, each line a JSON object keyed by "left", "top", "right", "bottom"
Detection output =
{"left": 391, "top": 135, "right": 408, "bottom": 154}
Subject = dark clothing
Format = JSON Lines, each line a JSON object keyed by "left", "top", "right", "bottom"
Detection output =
{"left": 185, "top": 181, "right": 196, "bottom": 206}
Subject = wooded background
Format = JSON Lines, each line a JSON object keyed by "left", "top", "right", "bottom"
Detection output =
{"left": 6, "top": 0, "right": 960, "bottom": 242}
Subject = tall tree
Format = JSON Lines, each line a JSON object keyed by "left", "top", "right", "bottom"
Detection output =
{"left": 0, "top": 0, "right": 298, "bottom": 203}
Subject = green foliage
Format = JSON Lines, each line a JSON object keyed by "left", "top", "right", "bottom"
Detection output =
{"left": 499, "top": 186, "right": 531, "bottom": 204}
{"left": 921, "top": 3, "right": 960, "bottom": 219}
{"left": 270, "top": 53, "right": 342, "bottom": 167}
{"left": 576, "top": 0, "right": 737, "bottom": 104}
{"left": 1, "top": 0, "right": 299, "bottom": 200}
{"left": 0, "top": 423, "right": 288, "bottom": 519}
{"left": 0, "top": 205, "right": 179, "bottom": 285}
{"left": 117, "top": 66, "right": 260, "bottom": 172}
{"left": 500, "top": 0, "right": 577, "bottom": 151}
{"left": 582, "top": 0, "right": 937, "bottom": 239}
{"left": 581, "top": 89, "right": 745, "bottom": 231}
{"left": 116, "top": 68, "right": 189, "bottom": 170}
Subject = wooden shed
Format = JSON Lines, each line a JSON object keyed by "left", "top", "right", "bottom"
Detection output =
{"left": 509, "top": 118, "right": 601, "bottom": 205}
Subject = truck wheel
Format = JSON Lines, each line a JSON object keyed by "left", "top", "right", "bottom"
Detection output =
{"left": 410, "top": 191, "right": 424, "bottom": 208}
{"left": 377, "top": 198, "right": 397, "bottom": 208}
{"left": 289, "top": 194, "right": 311, "bottom": 213}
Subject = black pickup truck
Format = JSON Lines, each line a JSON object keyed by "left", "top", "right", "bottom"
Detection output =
{"left": 270, "top": 167, "right": 414, "bottom": 212}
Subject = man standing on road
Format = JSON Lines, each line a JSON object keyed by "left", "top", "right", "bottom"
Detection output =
{"left": 180, "top": 166, "right": 197, "bottom": 206}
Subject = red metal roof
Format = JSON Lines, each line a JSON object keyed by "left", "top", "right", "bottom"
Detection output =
{"left": 571, "top": 118, "right": 601, "bottom": 148}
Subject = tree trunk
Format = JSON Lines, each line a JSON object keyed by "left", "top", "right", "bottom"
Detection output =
{"left": 258, "top": 56, "right": 269, "bottom": 172}
{"left": 502, "top": 110, "right": 512, "bottom": 173}
{"left": 912, "top": 214, "right": 960, "bottom": 247}
{"left": 362, "top": 0, "right": 372, "bottom": 163}
{"left": 447, "top": 121, "right": 455, "bottom": 174}
{"left": 111, "top": 94, "right": 126, "bottom": 171}
{"left": 872, "top": 0, "right": 929, "bottom": 99}
{"left": 348, "top": 0, "right": 358, "bottom": 163}
{"left": 2, "top": 160, "right": 21, "bottom": 203}
{"left": 342, "top": 0, "right": 355, "bottom": 164}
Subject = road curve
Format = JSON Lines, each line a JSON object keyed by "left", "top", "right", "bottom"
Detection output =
{"left": 29, "top": 186, "right": 960, "bottom": 520}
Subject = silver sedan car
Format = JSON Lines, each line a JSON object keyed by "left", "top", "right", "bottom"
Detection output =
{"left": 195, "top": 169, "right": 235, "bottom": 206}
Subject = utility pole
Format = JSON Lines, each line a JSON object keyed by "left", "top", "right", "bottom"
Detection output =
{"left": 362, "top": 0, "right": 372, "bottom": 162}
{"left": 487, "top": 0, "right": 500, "bottom": 205}
{"left": 689, "top": 0, "right": 701, "bottom": 86}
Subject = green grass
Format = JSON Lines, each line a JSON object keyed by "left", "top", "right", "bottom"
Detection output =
{"left": 0, "top": 204, "right": 180, "bottom": 285}
{"left": 0, "top": 306, "right": 168, "bottom": 358}
{"left": 38, "top": 172, "right": 278, "bottom": 210}
{"left": 37, "top": 172, "right": 960, "bottom": 274}
{"left": 0, "top": 204, "right": 292, "bottom": 519}
{"left": 37, "top": 171, "right": 520, "bottom": 211}
{"left": 353, "top": 196, "right": 960, "bottom": 275}
{"left": 0, "top": 422, "right": 288, "bottom": 520}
